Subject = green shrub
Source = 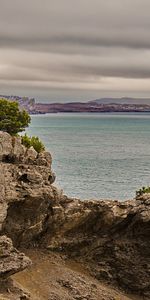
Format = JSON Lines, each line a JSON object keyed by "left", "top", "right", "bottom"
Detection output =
{"left": 21, "top": 133, "right": 31, "bottom": 148}
{"left": 136, "top": 186, "right": 150, "bottom": 197}
{"left": 22, "top": 134, "right": 45, "bottom": 153}
{"left": 0, "top": 98, "right": 30, "bottom": 135}
{"left": 30, "top": 136, "right": 45, "bottom": 153}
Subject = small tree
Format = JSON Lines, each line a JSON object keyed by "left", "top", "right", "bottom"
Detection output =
{"left": 0, "top": 98, "right": 31, "bottom": 135}
{"left": 21, "top": 134, "right": 45, "bottom": 153}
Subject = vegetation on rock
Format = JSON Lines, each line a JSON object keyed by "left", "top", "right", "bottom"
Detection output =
{"left": 0, "top": 98, "right": 45, "bottom": 153}
{"left": 136, "top": 186, "right": 150, "bottom": 197}
{"left": 21, "top": 133, "right": 45, "bottom": 153}
{"left": 0, "top": 98, "right": 30, "bottom": 135}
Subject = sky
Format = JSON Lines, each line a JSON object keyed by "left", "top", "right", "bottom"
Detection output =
{"left": 0, "top": 0, "right": 150, "bottom": 102}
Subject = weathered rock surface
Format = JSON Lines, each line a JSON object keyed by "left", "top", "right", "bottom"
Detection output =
{"left": 13, "top": 249, "right": 137, "bottom": 300}
{"left": 42, "top": 197, "right": 150, "bottom": 298}
{"left": 0, "top": 235, "right": 31, "bottom": 299}
{"left": 0, "top": 132, "right": 58, "bottom": 247}
{"left": 0, "top": 131, "right": 150, "bottom": 299}
{"left": 0, "top": 236, "right": 31, "bottom": 279}
{"left": 0, "top": 132, "right": 57, "bottom": 299}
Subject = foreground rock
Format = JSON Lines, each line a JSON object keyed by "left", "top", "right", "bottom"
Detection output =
{"left": 0, "top": 235, "right": 31, "bottom": 299}
{"left": 0, "top": 131, "right": 58, "bottom": 247}
{"left": 13, "top": 249, "right": 138, "bottom": 300}
{"left": 0, "top": 131, "right": 150, "bottom": 299}
{"left": 42, "top": 197, "right": 150, "bottom": 298}
{"left": 0, "top": 236, "right": 31, "bottom": 279}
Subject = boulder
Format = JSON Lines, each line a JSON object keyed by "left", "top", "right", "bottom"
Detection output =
{"left": 0, "top": 236, "right": 31, "bottom": 279}
{"left": 0, "top": 132, "right": 13, "bottom": 161}
{"left": 25, "top": 146, "right": 37, "bottom": 163}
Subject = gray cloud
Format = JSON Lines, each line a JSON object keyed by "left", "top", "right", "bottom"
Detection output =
{"left": 2, "top": 33, "right": 150, "bottom": 51}
{"left": 0, "top": 0, "right": 150, "bottom": 101}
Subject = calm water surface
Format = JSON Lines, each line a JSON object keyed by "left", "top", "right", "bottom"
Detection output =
{"left": 26, "top": 113, "right": 150, "bottom": 200}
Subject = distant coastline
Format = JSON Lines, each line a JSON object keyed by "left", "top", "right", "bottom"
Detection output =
{"left": 1, "top": 94, "right": 150, "bottom": 114}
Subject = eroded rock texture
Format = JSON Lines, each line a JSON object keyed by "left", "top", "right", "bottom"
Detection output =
{"left": 0, "top": 235, "right": 31, "bottom": 279}
{"left": 0, "top": 131, "right": 150, "bottom": 299}
{"left": 0, "top": 235, "right": 31, "bottom": 299}
{"left": 42, "top": 197, "right": 150, "bottom": 298}
{"left": 0, "top": 131, "right": 59, "bottom": 247}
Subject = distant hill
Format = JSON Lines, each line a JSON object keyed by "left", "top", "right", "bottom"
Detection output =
{"left": 1, "top": 94, "right": 150, "bottom": 114}
{"left": 90, "top": 97, "right": 150, "bottom": 105}
{"left": 0, "top": 95, "right": 35, "bottom": 112}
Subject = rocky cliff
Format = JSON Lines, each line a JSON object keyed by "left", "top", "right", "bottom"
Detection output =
{"left": 0, "top": 131, "right": 149, "bottom": 300}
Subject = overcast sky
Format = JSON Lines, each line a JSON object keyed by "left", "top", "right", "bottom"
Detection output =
{"left": 0, "top": 0, "right": 150, "bottom": 102}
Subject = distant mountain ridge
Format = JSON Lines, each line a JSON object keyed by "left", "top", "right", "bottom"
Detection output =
{"left": 90, "top": 97, "right": 150, "bottom": 105}
{"left": 1, "top": 94, "right": 150, "bottom": 114}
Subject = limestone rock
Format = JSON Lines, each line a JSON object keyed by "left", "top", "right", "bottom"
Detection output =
{"left": 0, "top": 164, "right": 5, "bottom": 203}
{"left": 25, "top": 170, "right": 43, "bottom": 184}
{"left": 25, "top": 146, "right": 37, "bottom": 163}
{"left": 12, "top": 136, "right": 25, "bottom": 161}
{"left": 0, "top": 132, "right": 13, "bottom": 160}
{"left": 0, "top": 131, "right": 149, "bottom": 299}
{"left": 36, "top": 151, "right": 52, "bottom": 166}
{"left": 39, "top": 196, "right": 150, "bottom": 298}
{"left": 0, "top": 236, "right": 31, "bottom": 279}
{"left": 0, "top": 131, "right": 56, "bottom": 246}
{"left": 0, "top": 204, "right": 8, "bottom": 231}
{"left": 0, "top": 235, "right": 31, "bottom": 299}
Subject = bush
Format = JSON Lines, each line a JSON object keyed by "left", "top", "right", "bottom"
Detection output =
{"left": 22, "top": 134, "right": 45, "bottom": 153}
{"left": 21, "top": 133, "right": 31, "bottom": 148}
{"left": 0, "top": 98, "right": 30, "bottom": 135}
{"left": 136, "top": 186, "right": 150, "bottom": 197}
{"left": 30, "top": 136, "right": 45, "bottom": 153}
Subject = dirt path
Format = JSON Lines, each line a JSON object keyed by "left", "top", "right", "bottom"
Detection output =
{"left": 13, "top": 249, "right": 143, "bottom": 300}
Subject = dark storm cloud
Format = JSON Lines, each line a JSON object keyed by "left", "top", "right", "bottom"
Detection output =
{"left": 0, "top": 0, "right": 150, "bottom": 101}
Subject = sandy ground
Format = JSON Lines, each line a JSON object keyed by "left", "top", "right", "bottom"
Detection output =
{"left": 11, "top": 249, "right": 143, "bottom": 300}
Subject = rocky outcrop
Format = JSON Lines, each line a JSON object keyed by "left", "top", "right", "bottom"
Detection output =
{"left": 0, "top": 131, "right": 150, "bottom": 299}
{"left": 0, "top": 236, "right": 31, "bottom": 279}
{"left": 0, "top": 131, "right": 58, "bottom": 246}
{"left": 0, "top": 131, "right": 58, "bottom": 298}
{"left": 13, "top": 249, "right": 137, "bottom": 300}
{"left": 0, "top": 235, "right": 31, "bottom": 299}
{"left": 42, "top": 197, "right": 150, "bottom": 298}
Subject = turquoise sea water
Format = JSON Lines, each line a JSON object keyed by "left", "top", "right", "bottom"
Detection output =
{"left": 26, "top": 113, "right": 150, "bottom": 200}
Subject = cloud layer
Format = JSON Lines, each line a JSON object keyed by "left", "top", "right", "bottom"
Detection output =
{"left": 0, "top": 0, "right": 150, "bottom": 101}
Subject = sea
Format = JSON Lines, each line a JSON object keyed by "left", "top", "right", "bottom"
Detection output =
{"left": 26, "top": 112, "right": 150, "bottom": 201}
